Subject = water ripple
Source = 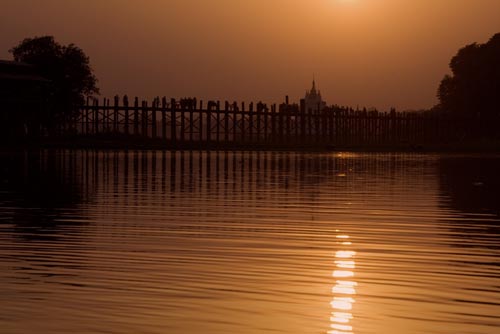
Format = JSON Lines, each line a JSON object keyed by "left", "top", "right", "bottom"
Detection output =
{"left": 0, "top": 151, "right": 499, "bottom": 334}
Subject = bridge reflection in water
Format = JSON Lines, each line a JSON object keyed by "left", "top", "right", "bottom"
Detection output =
{"left": 1, "top": 151, "right": 499, "bottom": 334}
{"left": 330, "top": 234, "right": 357, "bottom": 334}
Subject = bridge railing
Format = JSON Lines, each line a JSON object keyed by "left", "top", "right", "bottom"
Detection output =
{"left": 65, "top": 96, "right": 499, "bottom": 148}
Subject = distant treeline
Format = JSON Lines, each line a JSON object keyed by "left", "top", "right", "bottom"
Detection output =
{"left": 2, "top": 33, "right": 499, "bottom": 150}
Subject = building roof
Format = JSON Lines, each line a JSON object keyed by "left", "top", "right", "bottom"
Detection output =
{"left": 0, "top": 60, "right": 50, "bottom": 83}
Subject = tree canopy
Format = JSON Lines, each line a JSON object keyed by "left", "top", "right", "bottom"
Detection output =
{"left": 10, "top": 36, "right": 99, "bottom": 127}
{"left": 437, "top": 33, "right": 500, "bottom": 118}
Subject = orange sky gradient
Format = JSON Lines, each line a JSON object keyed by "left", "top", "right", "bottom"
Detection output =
{"left": 1, "top": 0, "right": 499, "bottom": 110}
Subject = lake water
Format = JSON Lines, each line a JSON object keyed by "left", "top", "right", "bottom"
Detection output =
{"left": 0, "top": 150, "right": 499, "bottom": 334}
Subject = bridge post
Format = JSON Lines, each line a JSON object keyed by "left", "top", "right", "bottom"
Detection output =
{"left": 171, "top": 98, "right": 177, "bottom": 145}
{"left": 123, "top": 95, "right": 129, "bottom": 135}
{"left": 152, "top": 98, "right": 157, "bottom": 139}
{"left": 256, "top": 103, "right": 261, "bottom": 144}
{"left": 85, "top": 96, "right": 90, "bottom": 135}
{"left": 180, "top": 100, "right": 185, "bottom": 143}
{"left": 161, "top": 97, "right": 167, "bottom": 140}
{"left": 113, "top": 95, "right": 119, "bottom": 133}
{"left": 224, "top": 101, "right": 229, "bottom": 144}
{"left": 216, "top": 101, "right": 221, "bottom": 144}
{"left": 241, "top": 102, "right": 246, "bottom": 144}
{"left": 249, "top": 102, "right": 254, "bottom": 144}
{"left": 271, "top": 104, "right": 276, "bottom": 143}
{"left": 189, "top": 99, "right": 194, "bottom": 143}
{"left": 264, "top": 105, "right": 268, "bottom": 143}
{"left": 134, "top": 97, "right": 139, "bottom": 136}
{"left": 199, "top": 100, "right": 203, "bottom": 145}
{"left": 93, "top": 98, "right": 99, "bottom": 134}
{"left": 141, "top": 100, "right": 148, "bottom": 137}
{"left": 206, "top": 101, "right": 211, "bottom": 146}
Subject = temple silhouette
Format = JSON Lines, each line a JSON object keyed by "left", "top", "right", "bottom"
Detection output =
{"left": 300, "top": 79, "right": 327, "bottom": 114}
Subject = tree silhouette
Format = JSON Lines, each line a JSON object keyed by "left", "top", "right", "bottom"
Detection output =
{"left": 437, "top": 33, "right": 500, "bottom": 118}
{"left": 10, "top": 36, "right": 99, "bottom": 131}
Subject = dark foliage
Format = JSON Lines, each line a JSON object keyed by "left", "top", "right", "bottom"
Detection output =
{"left": 437, "top": 33, "right": 500, "bottom": 118}
{"left": 9, "top": 36, "right": 99, "bottom": 129}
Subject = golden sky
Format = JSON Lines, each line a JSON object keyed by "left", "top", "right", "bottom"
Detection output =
{"left": 1, "top": 0, "right": 499, "bottom": 110}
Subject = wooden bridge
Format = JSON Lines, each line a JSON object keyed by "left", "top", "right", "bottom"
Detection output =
{"left": 69, "top": 96, "right": 496, "bottom": 148}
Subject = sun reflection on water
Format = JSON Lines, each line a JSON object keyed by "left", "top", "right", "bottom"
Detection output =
{"left": 329, "top": 234, "right": 356, "bottom": 334}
